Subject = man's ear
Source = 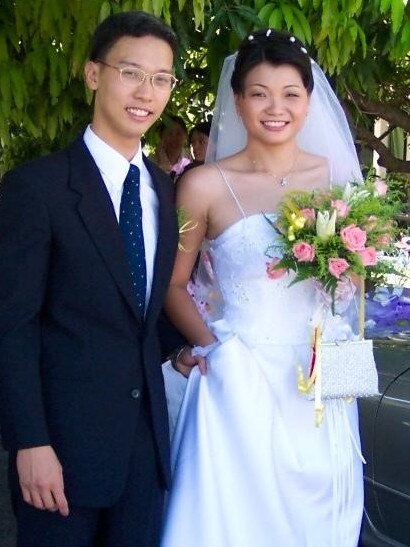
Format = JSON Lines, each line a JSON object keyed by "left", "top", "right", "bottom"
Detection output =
{"left": 84, "top": 61, "right": 100, "bottom": 91}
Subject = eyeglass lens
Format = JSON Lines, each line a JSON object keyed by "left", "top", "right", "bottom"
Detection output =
{"left": 120, "top": 67, "right": 176, "bottom": 90}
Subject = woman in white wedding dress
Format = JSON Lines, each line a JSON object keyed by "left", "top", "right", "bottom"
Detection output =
{"left": 161, "top": 30, "right": 364, "bottom": 547}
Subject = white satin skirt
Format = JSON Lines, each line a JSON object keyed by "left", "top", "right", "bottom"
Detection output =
{"left": 161, "top": 321, "right": 363, "bottom": 547}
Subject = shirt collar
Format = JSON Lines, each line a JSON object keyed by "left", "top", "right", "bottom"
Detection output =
{"left": 83, "top": 125, "right": 144, "bottom": 189}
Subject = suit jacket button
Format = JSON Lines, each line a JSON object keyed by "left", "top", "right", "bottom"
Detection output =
{"left": 130, "top": 388, "right": 141, "bottom": 399}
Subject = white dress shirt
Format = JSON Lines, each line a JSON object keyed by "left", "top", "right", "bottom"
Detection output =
{"left": 83, "top": 125, "right": 158, "bottom": 312}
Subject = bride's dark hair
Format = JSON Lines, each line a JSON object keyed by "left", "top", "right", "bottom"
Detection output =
{"left": 231, "top": 29, "right": 314, "bottom": 95}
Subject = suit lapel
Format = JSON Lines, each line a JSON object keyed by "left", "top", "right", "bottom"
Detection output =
{"left": 67, "top": 137, "right": 143, "bottom": 325}
{"left": 144, "top": 157, "right": 178, "bottom": 330}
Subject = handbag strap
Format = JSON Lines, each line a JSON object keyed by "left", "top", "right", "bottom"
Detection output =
{"left": 359, "top": 277, "right": 365, "bottom": 339}
{"left": 320, "top": 276, "right": 365, "bottom": 340}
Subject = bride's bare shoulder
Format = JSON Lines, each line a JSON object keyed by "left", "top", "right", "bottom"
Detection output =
{"left": 177, "top": 154, "right": 245, "bottom": 193}
{"left": 301, "top": 151, "right": 328, "bottom": 170}
{"left": 299, "top": 151, "right": 330, "bottom": 185}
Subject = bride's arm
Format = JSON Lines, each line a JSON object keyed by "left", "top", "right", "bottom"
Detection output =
{"left": 165, "top": 168, "right": 218, "bottom": 347}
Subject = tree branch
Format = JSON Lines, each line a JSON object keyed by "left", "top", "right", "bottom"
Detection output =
{"left": 356, "top": 125, "right": 410, "bottom": 173}
{"left": 349, "top": 90, "right": 410, "bottom": 133}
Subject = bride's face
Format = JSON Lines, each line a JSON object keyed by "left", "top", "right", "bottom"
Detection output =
{"left": 235, "top": 62, "right": 310, "bottom": 146}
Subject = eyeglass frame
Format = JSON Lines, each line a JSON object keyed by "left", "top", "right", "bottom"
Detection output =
{"left": 95, "top": 59, "right": 178, "bottom": 91}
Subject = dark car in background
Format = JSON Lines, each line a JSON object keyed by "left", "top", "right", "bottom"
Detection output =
{"left": 359, "top": 337, "right": 410, "bottom": 546}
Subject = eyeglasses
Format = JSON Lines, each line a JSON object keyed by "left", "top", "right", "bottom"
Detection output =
{"left": 96, "top": 60, "right": 178, "bottom": 91}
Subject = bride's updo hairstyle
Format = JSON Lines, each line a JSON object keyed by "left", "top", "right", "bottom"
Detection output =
{"left": 231, "top": 29, "right": 314, "bottom": 96}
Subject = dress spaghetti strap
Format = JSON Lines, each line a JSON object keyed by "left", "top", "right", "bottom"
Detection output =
{"left": 213, "top": 163, "right": 247, "bottom": 219}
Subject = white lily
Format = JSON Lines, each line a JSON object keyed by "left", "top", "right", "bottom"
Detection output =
{"left": 342, "top": 182, "right": 370, "bottom": 204}
{"left": 316, "top": 210, "right": 337, "bottom": 240}
{"left": 342, "top": 182, "right": 355, "bottom": 203}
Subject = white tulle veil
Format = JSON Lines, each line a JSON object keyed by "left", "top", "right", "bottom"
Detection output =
{"left": 206, "top": 53, "right": 363, "bottom": 185}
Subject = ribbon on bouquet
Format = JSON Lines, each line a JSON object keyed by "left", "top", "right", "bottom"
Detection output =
{"left": 297, "top": 277, "right": 365, "bottom": 427}
{"left": 297, "top": 326, "right": 324, "bottom": 426}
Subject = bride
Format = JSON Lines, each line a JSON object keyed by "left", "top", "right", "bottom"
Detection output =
{"left": 161, "top": 29, "right": 364, "bottom": 547}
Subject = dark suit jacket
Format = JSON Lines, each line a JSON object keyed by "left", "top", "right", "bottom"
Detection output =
{"left": 0, "top": 135, "right": 179, "bottom": 506}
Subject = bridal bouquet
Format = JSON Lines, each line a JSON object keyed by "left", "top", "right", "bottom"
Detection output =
{"left": 265, "top": 176, "right": 404, "bottom": 424}
{"left": 265, "top": 176, "right": 403, "bottom": 309}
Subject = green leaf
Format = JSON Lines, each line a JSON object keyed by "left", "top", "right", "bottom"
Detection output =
{"left": 236, "top": 5, "right": 262, "bottom": 26}
{"left": 348, "top": 20, "right": 358, "bottom": 42}
{"left": 193, "top": 0, "right": 205, "bottom": 28}
{"left": 380, "top": 0, "right": 391, "bottom": 14}
{"left": 290, "top": 17, "right": 305, "bottom": 43}
{"left": 99, "top": 1, "right": 111, "bottom": 22}
{"left": 390, "top": 0, "right": 405, "bottom": 34}
{"left": 30, "top": 48, "right": 47, "bottom": 85}
{"left": 292, "top": 6, "right": 312, "bottom": 43}
{"left": 399, "top": 16, "right": 410, "bottom": 51}
{"left": 227, "top": 11, "right": 246, "bottom": 39}
{"left": 0, "top": 69, "right": 12, "bottom": 109}
{"left": 258, "top": 3, "right": 274, "bottom": 25}
{"left": 356, "top": 23, "right": 367, "bottom": 58}
{"left": 269, "top": 8, "right": 284, "bottom": 30}
{"left": 321, "top": 0, "right": 334, "bottom": 32}
{"left": 152, "top": 0, "right": 164, "bottom": 17}
{"left": 328, "top": 39, "right": 340, "bottom": 73}
{"left": 22, "top": 112, "right": 42, "bottom": 138}
{"left": 282, "top": 4, "right": 294, "bottom": 29}
{"left": 142, "top": 0, "right": 153, "bottom": 13}
{"left": 10, "top": 66, "right": 27, "bottom": 110}
{"left": 346, "top": 0, "right": 363, "bottom": 16}
{"left": 255, "top": 0, "right": 266, "bottom": 11}
{"left": 0, "top": 34, "right": 8, "bottom": 63}
{"left": 47, "top": 114, "right": 58, "bottom": 141}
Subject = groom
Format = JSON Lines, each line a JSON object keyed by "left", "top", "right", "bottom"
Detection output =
{"left": 0, "top": 10, "right": 192, "bottom": 547}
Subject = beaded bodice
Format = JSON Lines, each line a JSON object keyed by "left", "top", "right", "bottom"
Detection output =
{"left": 208, "top": 214, "right": 317, "bottom": 345}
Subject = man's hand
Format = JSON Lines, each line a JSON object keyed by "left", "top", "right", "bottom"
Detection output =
{"left": 174, "top": 346, "right": 207, "bottom": 377}
{"left": 16, "top": 445, "right": 69, "bottom": 517}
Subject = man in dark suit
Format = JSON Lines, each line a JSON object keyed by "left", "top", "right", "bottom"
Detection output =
{"left": 0, "top": 11, "right": 195, "bottom": 547}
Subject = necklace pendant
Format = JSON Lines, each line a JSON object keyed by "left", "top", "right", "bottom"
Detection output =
{"left": 280, "top": 177, "right": 287, "bottom": 187}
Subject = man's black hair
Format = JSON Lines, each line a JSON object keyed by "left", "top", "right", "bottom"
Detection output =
{"left": 89, "top": 10, "right": 178, "bottom": 61}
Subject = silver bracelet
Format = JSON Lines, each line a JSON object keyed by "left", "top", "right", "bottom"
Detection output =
{"left": 170, "top": 345, "right": 190, "bottom": 371}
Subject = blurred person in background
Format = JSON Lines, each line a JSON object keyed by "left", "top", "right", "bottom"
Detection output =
{"left": 153, "top": 115, "right": 191, "bottom": 180}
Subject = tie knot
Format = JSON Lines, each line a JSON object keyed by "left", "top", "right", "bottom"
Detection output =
{"left": 124, "top": 164, "right": 141, "bottom": 189}
{"left": 128, "top": 164, "right": 140, "bottom": 177}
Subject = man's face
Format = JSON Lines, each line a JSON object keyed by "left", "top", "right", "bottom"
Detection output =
{"left": 84, "top": 35, "right": 174, "bottom": 158}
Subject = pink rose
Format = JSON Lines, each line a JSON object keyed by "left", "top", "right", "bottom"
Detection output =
{"left": 357, "top": 246, "right": 378, "bottom": 266}
{"left": 328, "top": 258, "right": 350, "bottom": 278}
{"left": 340, "top": 224, "right": 367, "bottom": 251}
{"left": 331, "top": 199, "right": 350, "bottom": 218}
{"left": 376, "top": 234, "right": 390, "bottom": 247}
{"left": 292, "top": 242, "right": 315, "bottom": 262}
{"left": 266, "top": 258, "right": 286, "bottom": 279}
{"left": 300, "top": 208, "right": 316, "bottom": 225}
{"left": 374, "top": 180, "right": 388, "bottom": 196}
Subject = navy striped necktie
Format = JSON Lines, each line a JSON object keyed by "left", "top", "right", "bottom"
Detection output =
{"left": 119, "top": 164, "right": 147, "bottom": 317}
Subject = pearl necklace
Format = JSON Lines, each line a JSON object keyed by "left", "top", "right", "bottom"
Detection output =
{"left": 250, "top": 150, "right": 300, "bottom": 187}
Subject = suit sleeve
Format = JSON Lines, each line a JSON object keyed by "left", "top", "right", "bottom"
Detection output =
{"left": 0, "top": 170, "right": 51, "bottom": 450}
